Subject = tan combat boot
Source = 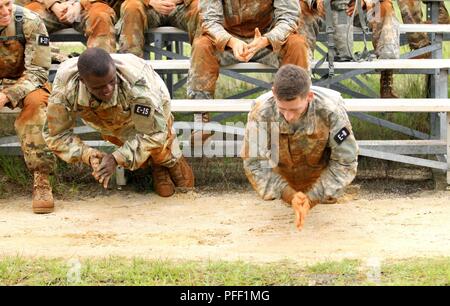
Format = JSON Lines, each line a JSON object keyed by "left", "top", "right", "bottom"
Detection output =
{"left": 168, "top": 156, "right": 194, "bottom": 188}
{"left": 190, "top": 112, "right": 213, "bottom": 145}
{"left": 151, "top": 165, "right": 175, "bottom": 197}
{"left": 380, "top": 70, "right": 399, "bottom": 99}
{"left": 32, "top": 172, "right": 54, "bottom": 214}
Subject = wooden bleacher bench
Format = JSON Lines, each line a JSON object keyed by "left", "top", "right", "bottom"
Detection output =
{"left": 3, "top": 20, "right": 450, "bottom": 185}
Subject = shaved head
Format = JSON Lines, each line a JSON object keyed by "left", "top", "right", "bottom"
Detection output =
{"left": 77, "top": 47, "right": 115, "bottom": 79}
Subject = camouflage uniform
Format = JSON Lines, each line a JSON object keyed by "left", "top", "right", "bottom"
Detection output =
{"left": 16, "top": 0, "right": 118, "bottom": 53}
{"left": 187, "top": 0, "right": 310, "bottom": 99}
{"left": 0, "top": 5, "right": 55, "bottom": 173}
{"left": 117, "top": 0, "right": 202, "bottom": 58}
{"left": 300, "top": 0, "right": 400, "bottom": 98}
{"left": 242, "top": 87, "right": 358, "bottom": 204}
{"left": 43, "top": 53, "right": 183, "bottom": 171}
{"left": 398, "top": 0, "right": 449, "bottom": 51}
{"left": 300, "top": 0, "right": 400, "bottom": 60}
{"left": 298, "top": 0, "right": 323, "bottom": 63}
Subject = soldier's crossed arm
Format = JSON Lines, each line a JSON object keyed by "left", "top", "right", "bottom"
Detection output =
{"left": 200, "top": 0, "right": 233, "bottom": 51}
{"left": 264, "top": 0, "right": 300, "bottom": 52}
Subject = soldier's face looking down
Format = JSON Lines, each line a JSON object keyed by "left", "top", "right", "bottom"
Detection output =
{"left": 274, "top": 91, "right": 314, "bottom": 124}
{"left": 80, "top": 64, "right": 117, "bottom": 102}
{"left": 0, "top": 0, "right": 13, "bottom": 27}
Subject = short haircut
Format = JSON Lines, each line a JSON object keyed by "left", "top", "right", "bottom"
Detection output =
{"left": 273, "top": 64, "right": 311, "bottom": 100}
{"left": 77, "top": 48, "right": 114, "bottom": 78}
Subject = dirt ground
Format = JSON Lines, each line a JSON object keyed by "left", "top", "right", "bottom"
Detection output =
{"left": 0, "top": 184, "right": 449, "bottom": 264}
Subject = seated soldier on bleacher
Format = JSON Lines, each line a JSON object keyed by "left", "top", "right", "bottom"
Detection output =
{"left": 301, "top": 0, "right": 401, "bottom": 98}
{"left": 398, "top": 0, "right": 449, "bottom": 59}
{"left": 0, "top": 1, "right": 56, "bottom": 214}
{"left": 43, "top": 48, "right": 194, "bottom": 200}
{"left": 187, "top": 0, "right": 310, "bottom": 143}
{"left": 242, "top": 65, "right": 359, "bottom": 231}
{"left": 117, "top": 0, "right": 201, "bottom": 57}
{"left": 15, "top": 0, "right": 119, "bottom": 53}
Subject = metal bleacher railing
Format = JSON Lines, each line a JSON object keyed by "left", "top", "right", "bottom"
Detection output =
{"left": 1, "top": 0, "right": 450, "bottom": 186}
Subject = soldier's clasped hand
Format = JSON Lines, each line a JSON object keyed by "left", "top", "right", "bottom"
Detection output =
{"left": 147, "top": 0, "right": 177, "bottom": 15}
{"left": 246, "top": 28, "right": 270, "bottom": 61}
{"left": 0, "top": 92, "right": 9, "bottom": 109}
{"left": 93, "top": 153, "right": 118, "bottom": 189}
{"left": 291, "top": 192, "right": 312, "bottom": 231}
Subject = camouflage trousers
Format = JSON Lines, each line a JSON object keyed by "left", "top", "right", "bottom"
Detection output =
{"left": 101, "top": 117, "right": 182, "bottom": 169}
{"left": 398, "top": 0, "right": 450, "bottom": 50}
{"left": 300, "top": 0, "right": 400, "bottom": 60}
{"left": 24, "top": 1, "right": 117, "bottom": 53}
{"left": 187, "top": 33, "right": 310, "bottom": 98}
{"left": 117, "top": 0, "right": 201, "bottom": 58}
{"left": 5, "top": 85, "right": 56, "bottom": 173}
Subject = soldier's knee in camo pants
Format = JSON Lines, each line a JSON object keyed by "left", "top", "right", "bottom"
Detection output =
{"left": 279, "top": 34, "right": 310, "bottom": 71}
{"left": 187, "top": 35, "right": 221, "bottom": 97}
{"left": 298, "top": 0, "right": 321, "bottom": 64}
{"left": 82, "top": 2, "right": 117, "bottom": 53}
{"left": 25, "top": 0, "right": 117, "bottom": 53}
{"left": 118, "top": 0, "right": 148, "bottom": 57}
{"left": 369, "top": 0, "right": 400, "bottom": 59}
{"left": 14, "top": 88, "right": 56, "bottom": 173}
{"left": 398, "top": 0, "right": 430, "bottom": 50}
{"left": 439, "top": 2, "right": 450, "bottom": 24}
{"left": 24, "top": 1, "right": 68, "bottom": 33}
{"left": 100, "top": 118, "right": 180, "bottom": 169}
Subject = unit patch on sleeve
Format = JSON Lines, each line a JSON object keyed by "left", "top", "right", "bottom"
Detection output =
{"left": 134, "top": 104, "right": 151, "bottom": 117}
{"left": 334, "top": 127, "right": 350, "bottom": 145}
{"left": 37, "top": 35, "right": 50, "bottom": 46}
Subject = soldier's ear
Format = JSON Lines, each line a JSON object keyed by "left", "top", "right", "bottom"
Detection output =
{"left": 307, "top": 91, "right": 314, "bottom": 102}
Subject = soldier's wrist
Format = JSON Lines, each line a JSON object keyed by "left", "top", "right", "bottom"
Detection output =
{"left": 281, "top": 186, "right": 297, "bottom": 204}
{"left": 81, "top": 147, "right": 98, "bottom": 166}
{"left": 112, "top": 151, "right": 126, "bottom": 168}
{"left": 305, "top": 192, "right": 320, "bottom": 208}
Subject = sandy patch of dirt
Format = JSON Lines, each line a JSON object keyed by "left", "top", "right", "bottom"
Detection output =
{"left": 0, "top": 189, "right": 449, "bottom": 264}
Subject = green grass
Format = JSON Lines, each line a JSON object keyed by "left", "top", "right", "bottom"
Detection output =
{"left": 0, "top": 155, "right": 30, "bottom": 187}
{"left": 381, "top": 257, "right": 450, "bottom": 286}
{"left": 0, "top": 256, "right": 449, "bottom": 286}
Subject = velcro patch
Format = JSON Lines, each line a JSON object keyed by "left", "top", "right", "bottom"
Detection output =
{"left": 134, "top": 104, "right": 151, "bottom": 117}
{"left": 334, "top": 127, "right": 350, "bottom": 145}
{"left": 37, "top": 35, "right": 49, "bottom": 46}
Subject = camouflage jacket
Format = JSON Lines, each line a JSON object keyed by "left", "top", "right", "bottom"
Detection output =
{"left": 201, "top": 0, "right": 300, "bottom": 52}
{"left": 242, "top": 87, "right": 359, "bottom": 204}
{"left": 43, "top": 53, "right": 173, "bottom": 171}
{"left": 0, "top": 5, "right": 50, "bottom": 108}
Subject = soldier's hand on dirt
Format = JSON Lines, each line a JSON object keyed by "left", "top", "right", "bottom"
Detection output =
{"left": 0, "top": 92, "right": 9, "bottom": 109}
{"left": 147, "top": 0, "right": 176, "bottom": 15}
{"left": 60, "top": 2, "right": 81, "bottom": 24}
{"left": 228, "top": 37, "right": 250, "bottom": 62}
{"left": 246, "top": 28, "right": 269, "bottom": 62}
{"left": 291, "top": 192, "right": 311, "bottom": 231}
{"left": 51, "top": 2, "right": 70, "bottom": 23}
{"left": 95, "top": 153, "right": 118, "bottom": 189}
